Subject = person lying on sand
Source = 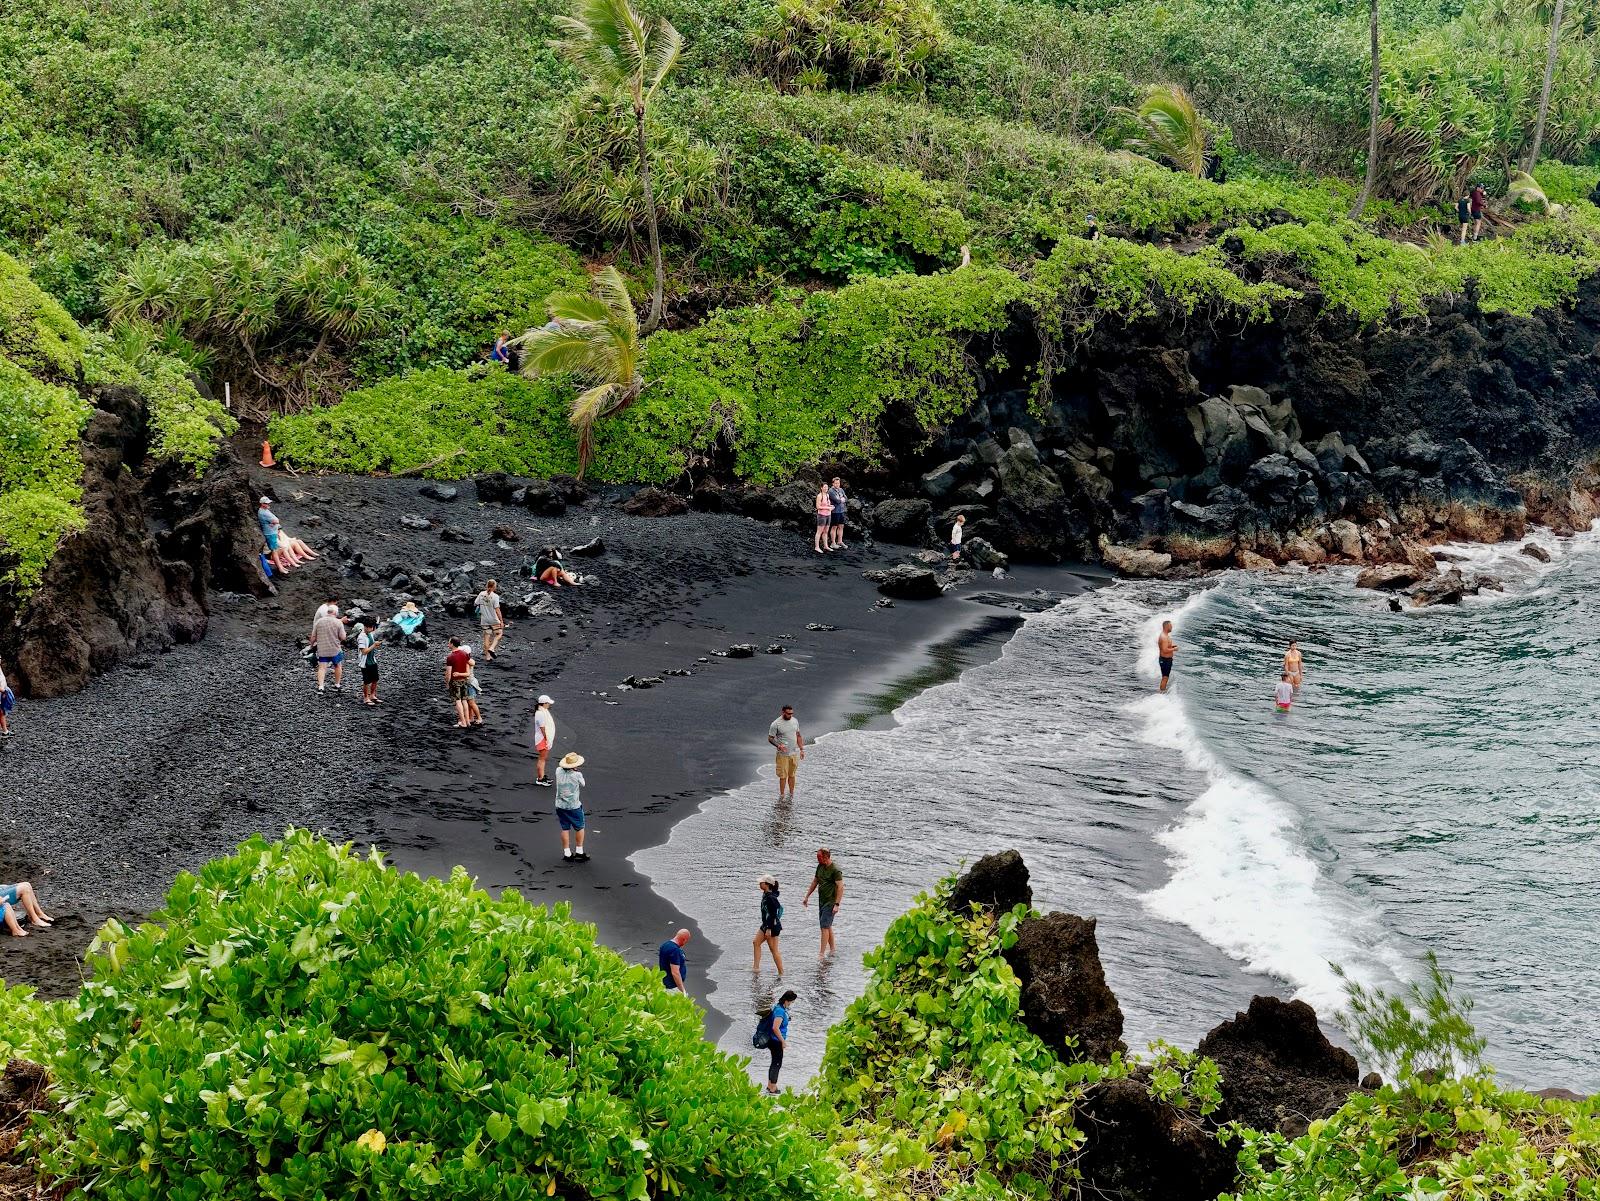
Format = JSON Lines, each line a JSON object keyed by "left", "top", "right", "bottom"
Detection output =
{"left": 1, "top": 882, "right": 53, "bottom": 937}
{"left": 534, "top": 548, "right": 582, "bottom": 587}
{"left": 392, "top": 602, "right": 425, "bottom": 636}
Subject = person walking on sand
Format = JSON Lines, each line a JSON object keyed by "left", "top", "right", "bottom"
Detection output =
{"left": 555, "top": 752, "right": 589, "bottom": 862}
{"left": 754, "top": 876, "right": 785, "bottom": 975}
{"left": 1274, "top": 671, "right": 1295, "bottom": 712}
{"left": 463, "top": 647, "right": 484, "bottom": 726}
{"left": 445, "top": 636, "right": 473, "bottom": 728}
{"left": 827, "top": 477, "right": 848, "bottom": 550}
{"left": 802, "top": 847, "right": 844, "bottom": 959}
{"left": 475, "top": 580, "right": 504, "bottom": 661}
{"left": 0, "top": 659, "right": 13, "bottom": 737}
{"left": 1457, "top": 190, "right": 1472, "bottom": 245}
{"left": 767, "top": 704, "right": 805, "bottom": 801}
{"left": 312, "top": 605, "right": 346, "bottom": 692}
{"left": 1470, "top": 183, "right": 1488, "bottom": 241}
{"left": 1, "top": 881, "right": 53, "bottom": 937}
{"left": 950, "top": 514, "right": 966, "bottom": 562}
{"left": 357, "top": 617, "right": 380, "bottom": 705}
{"left": 659, "top": 928, "right": 691, "bottom": 992}
{"left": 763, "top": 990, "right": 798, "bottom": 1094}
{"left": 1283, "top": 640, "right": 1304, "bottom": 689}
{"left": 533, "top": 695, "right": 556, "bottom": 786}
{"left": 1157, "top": 620, "right": 1177, "bottom": 692}
{"left": 813, "top": 484, "right": 832, "bottom": 554}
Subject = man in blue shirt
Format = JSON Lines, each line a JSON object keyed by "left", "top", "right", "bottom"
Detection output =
{"left": 659, "top": 928, "right": 691, "bottom": 992}
{"left": 826, "top": 477, "right": 847, "bottom": 550}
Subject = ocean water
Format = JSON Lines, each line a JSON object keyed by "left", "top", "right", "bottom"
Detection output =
{"left": 634, "top": 529, "right": 1600, "bottom": 1091}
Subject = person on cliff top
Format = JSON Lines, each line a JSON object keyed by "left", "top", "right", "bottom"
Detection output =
{"left": 533, "top": 695, "right": 556, "bottom": 786}
{"left": 813, "top": 484, "right": 832, "bottom": 554}
{"left": 950, "top": 513, "right": 966, "bottom": 562}
{"left": 827, "top": 477, "right": 848, "bottom": 550}
{"left": 754, "top": 876, "right": 785, "bottom": 975}
{"left": 475, "top": 579, "right": 504, "bottom": 661}
{"left": 445, "top": 636, "right": 473, "bottom": 728}
{"left": 767, "top": 704, "right": 805, "bottom": 802}
{"left": 802, "top": 847, "right": 844, "bottom": 960}
{"left": 659, "top": 928, "right": 691, "bottom": 992}
{"left": 762, "top": 990, "right": 798, "bottom": 1094}
{"left": 311, "top": 605, "right": 347, "bottom": 693}
{"left": 1, "top": 881, "right": 52, "bottom": 937}
{"left": 1157, "top": 621, "right": 1177, "bottom": 692}
{"left": 1283, "top": 640, "right": 1304, "bottom": 690}
{"left": 555, "top": 752, "right": 589, "bottom": 862}
{"left": 1457, "top": 191, "right": 1472, "bottom": 245}
{"left": 1470, "top": 184, "right": 1488, "bottom": 241}
{"left": 1274, "top": 671, "right": 1295, "bottom": 713}
{"left": 0, "top": 659, "right": 13, "bottom": 737}
{"left": 357, "top": 617, "right": 380, "bottom": 706}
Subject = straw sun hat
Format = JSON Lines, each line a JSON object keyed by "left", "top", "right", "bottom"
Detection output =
{"left": 559, "top": 752, "right": 585, "bottom": 769}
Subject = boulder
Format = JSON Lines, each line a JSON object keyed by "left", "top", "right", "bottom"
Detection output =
{"left": 962, "top": 537, "right": 1008, "bottom": 571}
{"left": 1243, "top": 454, "right": 1301, "bottom": 506}
{"left": 1230, "top": 384, "right": 1301, "bottom": 441}
{"left": 1075, "top": 1076, "right": 1236, "bottom": 1201}
{"left": 569, "top": 538, "right": 605, "bottom": 557}
{"left": 725, "top": 643, "right": 757, "bottom": 658}
{"left": 419, "top": 482, "right": 458, "bottom": 502}
{"left": 520, "top": 479, "right": 568, "bottom": 516}
{"left": 1283, "top": 534, "right": 1327, "bottom": 564}
{"left": 865, "top": 565, "right": 944, "bottom": 600}
{"left": 1326, "top": 519, "right": 1364, "bottom": 559}
{"left": 1003, "top": 913, "right": 1127, "bottom": 1063}
{"left": 996, "top": 446, "right": 1070, "bottom": 560}
{"left": 1236, "top": 548, "right": 1277, "bottom": 571}
{"left": 920, "top": 459, "right": 964, "bottom": 499}
{"left": 1521, "top": 542, "right": 1552, "bottom": 562}
{"left": 1355, "top": 563, "right": 1431, "bottom": 590}
{"left": 1186, "top": 396, "right": 1253, "bottom": 480}
{"left": 474, "top": 473, "right": 530, "bottom": 504}
{"left": 1099, "top": 540, "right": 1174, "bottom": 578}
{"left": 1409, "top": 567, "right": 1497, "bottom": 607}
{"left": 491, "top": 525, "right": 519, "bottom": 543}
{"left": 740, "top": 481, "right": 817, "bottom": 525}
{"left": 440, "top": 527, "right": 473, "bottom": 544}
{"left": 870, "top": 498, "right": 934, "bottom": 546}
{"left": 621, "top": 487, "right": 689, "bottom": 517}
{"left": 690, "top": 481, "right": 736, "bottom": 512}
{"left": 1194, "top": 996, "right": 1360, "bottom": 1137}
{"left": 946, "top": 849, "right": 1032, "bottom": 915}
{"left": 399, "top": 513, "right": 432, "bottom": 531}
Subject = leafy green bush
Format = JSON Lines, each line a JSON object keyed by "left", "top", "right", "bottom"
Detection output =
{"left": 33, "top": 830, "right": 854, "bottom": 1201}
{"left": 0, "top": 983, "right": 67, "bottom": 1065}
{"left": 752, "top": 0, "right": 947, "bottom": 87}
{"left": 83, "top": 335, "right": 237, "bottom": 473}
{"left": 0, "top": 249, "right": 86, "bottom": 379}
{"left": 0, "top": 356, "right": 91, "bottom": 592}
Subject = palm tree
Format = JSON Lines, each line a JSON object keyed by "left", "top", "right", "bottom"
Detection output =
{"left": 1522, "top": 0, "right": 1566, "bottom": 171}
{"left": 1351, "top": 0, "right": 1382, "bottom": 218}
{"left": 1118, "top": 85, "right": 1207, "bottom": 176}
{"left": 516, "top": 267, "right": 644, "bottom": 478}
{"left": 554, "top": 0, "right": 683, "bottom": 335}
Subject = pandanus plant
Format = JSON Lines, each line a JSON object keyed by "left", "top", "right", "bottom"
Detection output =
{"left": 1118, "top": 84, "right": 1207, "bottom": 177}
{"left": 516, "top": 267, "right": 643, "bottom": 479}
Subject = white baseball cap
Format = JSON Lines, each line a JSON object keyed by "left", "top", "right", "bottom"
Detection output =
{"left": 259, "top": 496, "right": 272, "bottom": 504}
{"left": 538, "top": 694, "right": 553, "bottom": 705}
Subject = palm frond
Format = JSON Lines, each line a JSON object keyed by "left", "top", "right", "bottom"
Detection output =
{"left": 644, "top": 18, "right": 683, "bottom": 95}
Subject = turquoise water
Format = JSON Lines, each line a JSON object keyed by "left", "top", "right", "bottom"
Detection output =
{"left": 636, "top": 530, "right": 1600, "bottom": 1091}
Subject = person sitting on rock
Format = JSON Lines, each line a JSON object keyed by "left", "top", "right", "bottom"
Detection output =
{"left": 276, "top": 530, "right": 320, "bottom": 568}
{"left": 1, "top": 882, "right": 53, "bottom": 937}
{"left": 534, "top": 547, "right": 582, "bottom": 587}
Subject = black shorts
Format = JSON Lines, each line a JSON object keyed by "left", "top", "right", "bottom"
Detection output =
{"left": 829, "top": 513, "right": 845, "bottom": 527}
{"left": 362, "top": 663, "right": 379, "bottom": 684}
{"left": 1158, "top": 656, "right": 1173, "bottom": 678}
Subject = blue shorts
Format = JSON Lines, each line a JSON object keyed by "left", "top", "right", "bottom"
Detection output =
{"left": 0, "top": 885, "right": 18, "bottom": 908}
{"left": 557, "top": 807, "right": 585, "bottom": 831}
{"left": 818, "top": 904, "right": 836, "bottom": 929}
{"left": 317, "top": 652, "right": 343, "bottom": 665}
{"left": 265, "top": 531, "right": 280, "bottom": 550}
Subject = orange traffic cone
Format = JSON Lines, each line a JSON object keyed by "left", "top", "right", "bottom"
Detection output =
{"left": 260, "top": 440, "right": 276, "bottom": 468}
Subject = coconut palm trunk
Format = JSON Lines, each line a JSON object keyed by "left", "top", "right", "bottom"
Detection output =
{"left": 1351, "top": 0, "right": 1381, "bottom": 219}
{"left": 634, "top": 99, "right": 666, "bottom": 335}
{"left": 1523, "top": 0, "right": 1566, "bottom": 173}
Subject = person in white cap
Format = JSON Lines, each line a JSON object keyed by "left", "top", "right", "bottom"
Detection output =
{"left": 555, "top": 751, "right": 588, "bottom": 861}
{"left": 257, "top": 496, "right": 289, "bottom": 573}
{"left": 533, "top": 695, "right": 556, "bottom": 786}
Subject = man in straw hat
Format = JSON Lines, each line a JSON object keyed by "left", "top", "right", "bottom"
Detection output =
{"left": 555, "top": 751, "right": 588, "bottom": 861}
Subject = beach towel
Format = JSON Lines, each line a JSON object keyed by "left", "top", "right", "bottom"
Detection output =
{"left": 392, "top": 608, "right": 425, "bottom": 636}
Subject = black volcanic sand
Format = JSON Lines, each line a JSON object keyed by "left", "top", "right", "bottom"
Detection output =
{"left": 2, "top": 469, "right": 1102, "bottom": 1028}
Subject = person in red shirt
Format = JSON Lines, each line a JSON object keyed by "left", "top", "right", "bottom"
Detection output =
{"left": 445, "top": 636, "right": 473, "bottom": 728}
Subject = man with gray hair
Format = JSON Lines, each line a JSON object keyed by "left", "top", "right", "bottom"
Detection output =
{"left": 658, "top": 928, "right": 691, "bottom": 993}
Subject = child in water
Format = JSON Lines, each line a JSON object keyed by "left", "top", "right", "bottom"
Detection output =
{"left": 1274, "top": 671, "right": 1294, "bottom": 712}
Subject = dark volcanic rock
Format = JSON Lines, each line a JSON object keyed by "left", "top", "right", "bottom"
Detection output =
{"left": 1076, "top": 1076, "right": 1236, "bottom": 1201}
{"left": 740, "top": 481, "right": 817, "bottom": 525}
{"left": 961, "top": 536, "right": 1008, "bottom": 571}
{"left": 865, "top": 565, "right": 943, "bottom": 600}
{"left": 1003, "top": 913, "right": 1127, "bottom": 1062}
{"left": 399, "top": 513, "right": 431, "bottom": 531}
{"left": 1354, "top": 563, "right": 1430, "bottom": 590}
{"left": 473, "top": 473, "right": 530, "bottom": 504}
{"left": 870, "top": 498, "right": 933, "bottom": 545}
{"left": 439, "top": 526, "right": 473, "bottom": 544}
{"left": 1195, "top": 996, "right": 1360, "bottom": 1137}
{"left": 569, "top": 538, "right": 605, "bottom": 556}
{"left": 621, "top": 487, "right": 689, "bottom": 517}
{"left": 520, "top": 479, "right": 568, "bottom": 516}
{"left": 946, "top": 849, "right": 1031, "bottom": 915}
{"left": 1521, "top": 542, "right": 1552, "bottom": 562}
{"left": 491, "top": 525, "right": 519, "bottom": 543}
{"left": 725, "top": 643, "right": 756, "bottom": 658}
{"left": 418, "top": 482, "right": 458, "bottom": 502}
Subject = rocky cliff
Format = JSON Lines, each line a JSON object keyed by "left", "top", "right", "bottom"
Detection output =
{"left": 0, "top": 385, "right": 267, "bottom": 697}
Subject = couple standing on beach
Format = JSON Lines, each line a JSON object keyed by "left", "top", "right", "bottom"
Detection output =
{"left": 812, "top": 477, "right": 848, "bottom": 554}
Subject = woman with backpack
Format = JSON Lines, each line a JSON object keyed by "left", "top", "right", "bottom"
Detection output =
{"left": 755, "top": 990, "right": 798, "bottom": 1094}
{"left": 753, "top": 875, "right": 785, "bottom": 975}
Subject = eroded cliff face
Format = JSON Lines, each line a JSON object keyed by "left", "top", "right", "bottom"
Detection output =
{"left": 846, "top": 279, "right": 1600, "bottom": 571}
{"left": 0, "top": 384, "right": 267, "bottom": 697}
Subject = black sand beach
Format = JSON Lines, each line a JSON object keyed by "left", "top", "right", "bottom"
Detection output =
{"left": 2, "top": 468, "right": 1100, "bottom": 1030}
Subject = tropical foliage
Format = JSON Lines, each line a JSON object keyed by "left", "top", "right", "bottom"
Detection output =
{"left": 1117, "top": 84, "right": 1209, "bottom": 177}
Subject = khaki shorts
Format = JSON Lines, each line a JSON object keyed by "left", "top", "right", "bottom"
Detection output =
{"left": 775, "top": 753, "right": 799, "bottom": 781}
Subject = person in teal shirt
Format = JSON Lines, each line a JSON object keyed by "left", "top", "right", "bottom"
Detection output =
{"left": 764, "top": 989, "right": 797, "bottom": 1094}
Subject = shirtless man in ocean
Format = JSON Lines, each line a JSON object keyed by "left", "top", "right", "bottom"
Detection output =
{"left": 1157, "top": 620, "right": 1177, "bottom": 692}
{"left": 1283, "top": 640, "right": 1304, "bottom": 689}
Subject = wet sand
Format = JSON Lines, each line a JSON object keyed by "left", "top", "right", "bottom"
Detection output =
{"left": 2, "top": 469, "right": 1099, "bottom": 1025}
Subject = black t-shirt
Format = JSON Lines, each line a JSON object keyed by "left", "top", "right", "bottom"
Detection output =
{"left": 760, "top": 890, "right": 782, "bottom": 934}
{"left": 1457, "top": 197, "right": 1471, "bottom": 222}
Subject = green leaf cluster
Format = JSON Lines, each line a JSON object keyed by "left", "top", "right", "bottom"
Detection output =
{"left": 31, "top": 829, "right": 854, "bottom": 1201}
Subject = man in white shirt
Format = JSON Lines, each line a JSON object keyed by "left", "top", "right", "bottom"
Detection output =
{"left": 533, "top": 695, "right": 556, "bottom": 786}
{"left": 766, "top": 705, "right": 805, "bottom": 801}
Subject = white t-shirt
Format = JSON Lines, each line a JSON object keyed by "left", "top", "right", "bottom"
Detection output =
{"left": 315, "top": 603, "right": 338, "bottom": 622}
{"left": 475, "top": 590, "right": 502, "bottom": 625}
{"left": 768, "top": 715, "right": 802, "bottom": 755}
{"left": 1274, "top": 681, "right": 1294, "bottom": 707}
{"left": 951, "top": 523, "right": 964, "bottom": 546}
{"left": 534, "top": 708, "right": 555, "bottom": 750}
{"left": 357, "top": 631, "right": 373, "bottom": 668}
{"left": 0, "top": 664, "right": 8, "bottom": 691}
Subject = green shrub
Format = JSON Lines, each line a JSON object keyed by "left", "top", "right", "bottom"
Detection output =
{"left": 0, "top": 355, "right": 91, "bottom": 592}
{"left": 33, "top": 829, "right": 854, "bottom": 1201}
{"left": 752, "top": 0, "right": 947, "bottom": 87}
{"left": 0, "top": 249, "right": 86, "bottom": 379}
{"left": 83, "top": 335, "right": 237, "bottom": 473}
{"left": 0, "top": 983, "right": 68, "bottom": 1065}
